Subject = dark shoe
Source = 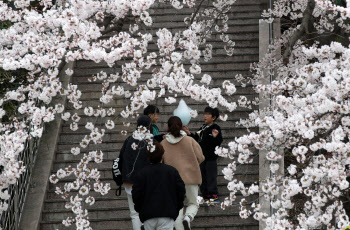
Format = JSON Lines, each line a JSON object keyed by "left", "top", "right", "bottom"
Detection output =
{"left": 203, "top": 195, "right": 211, "bottom": 202}
{"left": 141, "top": 225, "right": 145, "bottom": 230}
{"left": 183, "top": 215, "right": 191, "bottom": 230}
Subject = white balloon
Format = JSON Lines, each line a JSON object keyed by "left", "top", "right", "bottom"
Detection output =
{"left": 173, "top": 99, "right": 191, "bottom": 126}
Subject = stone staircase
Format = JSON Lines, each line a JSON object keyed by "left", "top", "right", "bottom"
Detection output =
{"left": 40, "top": 1, "right": 266, "bottom": 229}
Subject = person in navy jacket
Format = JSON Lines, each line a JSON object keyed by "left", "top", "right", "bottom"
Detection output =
{"left": 132, "top": 142, "right": 186, "bottom": 230}
{"left": 183, "top": 107, "right": 223, "bottom": 203}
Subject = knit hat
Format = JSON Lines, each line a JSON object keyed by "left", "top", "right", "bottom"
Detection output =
{"left": 137, "top": 115, "right": 152, "bottom": 129}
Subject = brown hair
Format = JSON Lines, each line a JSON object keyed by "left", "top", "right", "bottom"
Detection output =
{"left": 167, "top": 116, "right": 182, "bottom": 138}
{"left": 147, "top": 142, "right": 164, "bottom": 164}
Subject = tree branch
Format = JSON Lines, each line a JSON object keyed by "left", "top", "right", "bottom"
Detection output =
{"left": 283, "top": 0, "right": 315, "bottom": 60}
{"left": 190, "top": 0, "right": 205, "bottom": 25}
{"left": 101, "top": 17, "right": 126, "bottom": 35}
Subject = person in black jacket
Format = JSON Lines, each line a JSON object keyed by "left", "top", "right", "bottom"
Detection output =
{"left": 183, "top": 107, "right": 223, "bottom": 203}
{"left": 132, "top": 142, "right": 186, "bottom": 230}
{"left": 119, "top": 115, "right": 153, "bottom": 230}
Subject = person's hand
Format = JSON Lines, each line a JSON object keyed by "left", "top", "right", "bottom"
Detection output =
{"left": 212, "top": 129, "right": 219, "bottom": 138}
{"left": 183, "top": 126, "right": 190, "bottom": 135}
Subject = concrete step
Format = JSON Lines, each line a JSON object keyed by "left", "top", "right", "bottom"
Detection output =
{"left": 55, "top": 132, "right": 251, "bottom": 152}
{"left": 70, "top": 75, "right": 256, "bottom": 88}
{"left": 47, "top": 179, "right": 253, "bottom": 196}
{"left": 122, "top": 22, "right": 258, "bottom": 33}
{"left": 72, "top": 58, "right": 256, "bottom": 75}
{"left": 52, "top": 147, "right": 258, "bottom": 163}
{"left": 59, "top": 117, "right": 254, "bottom": 134}
{"left": 50, "top": 162, "right": 259, "bottom": 185}
{"left": 102, "top": 30, "right": 259, "bottom": 42}
{"left": 43, "top": 191, "right": 258, "bottom": 210}
{"left": 148, "top": 17, "right": 260, "bottom": 26}
{"left": 41, "top": 214, "right": 258, "bottom": 230}
{"left": 151, "top": 0, "right": 266, "bottom": 6}
{"left": 69, "top": 81, "right": 256, "bottom": 95}
{"left": 64, "top": 96, "right": 256, "bottom": 111}
{"left": 64, "top": 95, "right": 257, "bottom": 108}
{"left": 149, "top": 10, "right": 262, "bottom": 20}
{"left": 53, "top": 136, "right": 253, "bottom": 154}
{"left": 42, "top": 212, "right": 256, "bottom": 226}
{"left": 75, "top": 86, "right": 256, "bottom": 100}
{"left": 58, "top": 126, "right": 258, "bottom": 143}
{"left": 55, "top": 139, "right": 254, "bottom": 152}
{"left": 47, "top": 168, "right": 258, "bottom": 189}
{"left": 51, "top": 153, "right": 258, "bottom": 166}
{"left": 41, "top": 197, "right": 260, "bottom": 221}
{"left": 44, "top": 186, "right": 259, "bottom": 206}
{"left": 60, "top": 110, "right": 252, "bottom": 121}
{"left": 74, "top": 53, "right": 259, "bottom": 69}
{"left": 43, "top": 196, "right": 128, "bottom": 210}
{"left": 147, "top": 4, "right": 264, "bottom": 15}
{"left": 72, "top": 70, "right": 254, "bottom": 82}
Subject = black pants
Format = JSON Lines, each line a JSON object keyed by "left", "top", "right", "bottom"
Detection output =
{"left": 200, "top": 159, "right": 218, "bottom": 196}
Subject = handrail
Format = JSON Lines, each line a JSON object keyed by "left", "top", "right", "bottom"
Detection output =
{"left": 268, "top": 0, "right": 276, "bottom": 217}
{"left": 0, "top": 133, "right": 41, "bottom": 230}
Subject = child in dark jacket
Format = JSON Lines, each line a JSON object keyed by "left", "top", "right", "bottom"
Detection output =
{"left": 132, "top": 142, "right": 186, "bottom": 230}
{"left": 183, "top": 107, "right": 223, "bottom": 203}
{"left": 119, "top": 115, "right": 153, "bottom": 229}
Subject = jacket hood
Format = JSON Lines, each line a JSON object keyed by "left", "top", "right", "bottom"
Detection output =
{"left": 165, "top": 130, "right": 187, "bottom": 144}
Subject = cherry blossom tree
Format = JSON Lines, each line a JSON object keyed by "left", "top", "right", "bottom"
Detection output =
{"left": 216, "top": 0, "right": 350, "bottom": 229}
{"left": 0, "top": 0, "right": 349, "bottom": 229}
{"left": 0, "top": 0, "right": 237, "bottom": 228}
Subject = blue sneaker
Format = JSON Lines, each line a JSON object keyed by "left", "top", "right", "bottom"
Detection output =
{"left": 209, "top": 195, "right": 220, "bottom": 204}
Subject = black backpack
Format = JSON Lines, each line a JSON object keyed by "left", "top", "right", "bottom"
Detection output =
{"left": 112, "top": 157, "right": 123, "bottom": 196}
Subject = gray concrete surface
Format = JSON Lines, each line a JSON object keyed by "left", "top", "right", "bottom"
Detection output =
{"left": 258, "top": 19, "right": 281, "bottom": 230}
{"left": 19, "top": 62, "right": 74, "bottom": 230}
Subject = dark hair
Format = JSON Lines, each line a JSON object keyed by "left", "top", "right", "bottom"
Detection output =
{"left": 137, "top": 115, "right": 152, "bottom": 130}
{"left": 204, "top": 107, "right": 220, "bottom": 121}
{"left": 167, "top": 116, "right": 182, "bottom": 138}
{"left": 147, "top": 142, "right": 164, "bottom": 164}
{"left": 144, "top": 105, "right": 160, "bottom": 115}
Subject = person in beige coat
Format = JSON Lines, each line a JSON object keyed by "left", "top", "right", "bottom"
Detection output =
{"left": 161, "top": 116, "right": 205, "bottom": 230}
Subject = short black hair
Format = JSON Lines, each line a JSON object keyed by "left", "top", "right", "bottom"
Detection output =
{"left": 143, "top": 105, "right": 160, "bottom": 115}
{"left": 147, "top": 142, "right": 164, "bottom": 164}
{"left": 204, "top": 107, "right": 220, "bottom": 121}
{"left": 137, "top": 115, "right": 152, "bottom": 130}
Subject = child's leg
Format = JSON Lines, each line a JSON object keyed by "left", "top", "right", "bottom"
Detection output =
{"left": 199, "top": 161, "right": 208, "bottom": 197}
{"left": 156, "top": 217, "right": 175, "bottom": 230}
{"left": 126, "top": 192, "right": 142, "bottom": 230}
{"left": 174, "top": 208, "right": 184, "bottom": 230}
{"left": 205, "top": 159, "right": 218, "bottom": 196}
{"left": 144, "top": 218, "right": 157, "bottom": 230}
{"left": 184, "top": 184, "right": 199, "bottom": 220}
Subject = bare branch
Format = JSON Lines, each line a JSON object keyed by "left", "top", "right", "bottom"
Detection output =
{"left": 190, "top": 0, "right": 205, "bottom": 25}
{"left": 283, "top": 0, "right": 315, "bottom": 60}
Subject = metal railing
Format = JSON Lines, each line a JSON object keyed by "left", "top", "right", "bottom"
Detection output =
{"left": 0, "top": 135, "right": 40, "bottom": 230}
